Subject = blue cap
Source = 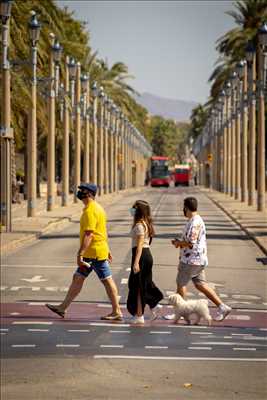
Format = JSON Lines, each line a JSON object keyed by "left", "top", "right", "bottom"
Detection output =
{"left": 78, "top": 183, "right": 97, "bottom": 196}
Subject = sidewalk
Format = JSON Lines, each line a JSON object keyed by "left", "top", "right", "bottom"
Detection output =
{"left": 1, "top": 188, "right": 141, "bottom": 255}
{"left": 202, "top": 188, "right": 267, "bottom": 256}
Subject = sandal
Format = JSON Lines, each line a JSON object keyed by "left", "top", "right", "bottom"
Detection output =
{"left": 46, "top": 304, "right": 65, "bottom": 318}
{"left": 101, "top": 313, "right": 123, "bottom": 321}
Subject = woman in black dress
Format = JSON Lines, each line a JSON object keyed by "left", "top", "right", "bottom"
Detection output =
{"left": 127, "top": 200, "right": 163, "bottom": 324}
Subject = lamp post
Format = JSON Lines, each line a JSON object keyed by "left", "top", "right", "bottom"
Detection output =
{"left": 234, "top": 67, "right": 241, "bottom": 200}
{"left": 246, "top": 41, "right": 257, "bottom": 206}
{"left": 103, "top": 95, "right": 110, "bottom": 194}
{"left": 225, "top": 80, "right": 232, "bottom": 195}
{"left": 257, "top": 22, "right": 267, "bottom": 211}
{"left": 237, "top": 59, "right": 248, "bottom": 203}
{"left": 0, "top": 0, "right": 13, "bottom": 231}
{"left": 109, "top": 102, "right": 116, "bottom": 193}
{"left": 73, "top": 61, "right": 81, "bottom": 202}
{"left": 221, "top": 90, "right": 227, "bottom": 193}
{"left": 91, "top": 82, "right": 98, "bottom": 185}
{"left": 114, "top": 107, "right": 120, "bottom": 192}
{"left": 98, "top": 87, "right": 104, "bottom": 195}
{"left": 81, "top": 73, "right": 90, "bottom": 183}
{"left": 27, "top": 11, "right": 41, "bottom": 217}
{"left": 47, "top": 36, "right": 62, "bottom": 211}
{"left": 61, "top": 56, "right": 70, "bottom": 206}
{"left": 229, "top": 71, "right": 237, "bottom": 197}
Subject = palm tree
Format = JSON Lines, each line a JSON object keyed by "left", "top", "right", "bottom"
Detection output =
{"left": 209, "top": 0, "right": 267, "bottom": 99}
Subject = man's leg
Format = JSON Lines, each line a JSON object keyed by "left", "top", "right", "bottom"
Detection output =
{"left": 57, "top": 274, "right": 85, "bottom": 312}
{"left": 102, "top": 277, "right": 121, "bottom": 315}
{"left": 194, "top": 282, "right": 222, "bottom": 307}
{"left": 177, "top": 285, "right": 187, "bottom": 298}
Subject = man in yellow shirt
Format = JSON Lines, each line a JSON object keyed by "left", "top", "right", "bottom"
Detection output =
{"left": 46, "top": 183, "right": 122, "bottom": 320}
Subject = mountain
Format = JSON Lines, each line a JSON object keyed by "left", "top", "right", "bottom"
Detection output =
{"left": 133, "top": 92, "right": 198, "bottom": 122}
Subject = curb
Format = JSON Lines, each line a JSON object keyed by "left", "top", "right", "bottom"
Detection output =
{"left": 1, "top": 214, "right": 79, "bottom": 255}
{"left": 205, "top": 192, "right": 267, "bottom": 256}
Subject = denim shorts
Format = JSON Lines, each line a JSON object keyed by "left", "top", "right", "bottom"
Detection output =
{"left": 75, "top": 258, "right": 112, "bottom": 281}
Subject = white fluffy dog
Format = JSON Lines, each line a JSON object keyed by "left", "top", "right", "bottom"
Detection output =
{"left": 168, "top": 293, "right": 212, "bottom": 326}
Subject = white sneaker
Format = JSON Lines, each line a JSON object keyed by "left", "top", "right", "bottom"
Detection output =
{"left": 215, "top": 304, "right": 232, "bottom": 321}
{"left": 163, "top": 313, "right": 176, "bottom": 320}
{"left": 130, "top": 315, "right": 145, "bottom": 324}
{"left": 150, "top": 304, "right": 163, "bottom": 321}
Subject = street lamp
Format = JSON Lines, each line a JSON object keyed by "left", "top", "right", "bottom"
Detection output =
{"left": 47, "top": 35, "right": 62, "bottom": 211}
{"left": 80, "top": 73, "right": 90, "bottom": 183}
{"left": 91, "top": 81, "right": 98, "bottom": 184}
{"left": 256, "top": 22, "right": 267, "bottom": 211}
{"left": 0, "top": 0, "right": 12, "bottom": 23}
{"left": 224, "top": 80, "right": 231, "bottom": 195}
{"left": 67, "top": 57, "right": 76, "bottom": 107}
{"left": 0, "top": 0, "right": 13, "bottom": 231}
{"left": 28, "top": 11, "right": 41, "bottom": 46}
{"left": 236, "top": 60, "right": 248, "bottom": 203}
{"left": 98, "top": 87, "right": 105, "bottom": 194}
{"left": 245, "top": 41, "right": 257, "bottom": 206}
{"left": 27, "top": 11, "right": 41, "bottom": 217}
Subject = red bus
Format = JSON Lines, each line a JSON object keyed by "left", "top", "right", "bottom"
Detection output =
{"left": 174, "top": 164, "right": 191, "bottom": 186}
{"left": 150, "top": 156, "right": 170, "bottom": 187}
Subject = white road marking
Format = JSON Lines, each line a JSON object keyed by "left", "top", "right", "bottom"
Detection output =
{"left": 126, "top": 268, "right": 131, "bottom": 272}
{"left": 190, "top": 332, "right": 213, "bottom": 335}
{"left": 244, "top": 336, "right": 267, "bottom": 341}
{"left": 90, "top": 322, "right": 130, "bottom": 327}
{"left": 2, "top": 264, "right": 73, "bottom": 268}
{"left": 109, "top": 330, "right": 131, "bottom": 333}
{"left": 167, "top": 325, "right": 208, "bottom": 329}
{"left": 239, "top": 309, "right": 267, "bottom": 313}
{"left": 145, "top": 346, "right": 168, "bottom": 349}
{"left": 188, "top": 347, "right": 212, "bottom": 350}
{"left": 231, "top": 333, "right": 253, "bottom": 336}
{"left": 56, "top": 344, "right": 80, "bottom": 348}
{"left": 97, "top": 303, "right": 126, "bottom": 309}
{"left": 12, "top": 344, "right": 36, "bottom": 348}
{"left": 28, "top": 302, "right": 58, "bottom": 306}
{"left": 12, "top": 321, "right": 53, "bottom": 325}
{"left": 1, "top": 332, "right": 7, "bottom": 335}
{"left": 28, "top": 329, "right": 50, "bottom": 332}
{"left": 227, "top": 301, "right": 252, "bottom": 305}
{"left": 10, "top": 312, "right": 20, "bottom": 316}
{"left": 149, "top": 331, "right": 171, "bottom": 335}
{"left": 120, "top": 278, "right": 128, "bottom": 284}
{"left": 21, "top": 276, "right": 47, "bottom": 283}
{"left": 100, "top": 345, "right": 124, "bottom": 348}
{"left": 223, "top": 336, "right": 233, "bottom": 339}
{"left": 232, "top": 295, "right": 261, "bottom": 300}
{"left": 0, "top": 328, "right": 9, "bottom": 332}
{"left": 68, "top": 330, "right": 90, "bottom": 333}
{"left": 0, "top": 286, "right": 8, "bottom": 291}
{"left": 260, "top": 328, "right": 267, "bottom": 331}
{"left": 233, "top": 348, "right": 256, "bottom": 351}
{"left": 227, "top": 315, "right": 250, "bottom": 321}
{"left": 192, "top": 341, "right": 267, "bottom": 347}
{"left": 94, "top": 355, "right": 267, "bottom": 362}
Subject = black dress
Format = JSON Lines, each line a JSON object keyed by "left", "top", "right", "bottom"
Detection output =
{"left": 127, "top": 246, "right": 163, "bottom": 316}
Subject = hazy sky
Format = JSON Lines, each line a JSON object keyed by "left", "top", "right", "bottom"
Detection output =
{"left": 57, "top": 0, "right": 236, "bottom": 103}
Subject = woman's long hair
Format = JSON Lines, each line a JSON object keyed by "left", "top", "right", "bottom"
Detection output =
{"left": 132, "top": 200, "right": 155, "bottom": 238}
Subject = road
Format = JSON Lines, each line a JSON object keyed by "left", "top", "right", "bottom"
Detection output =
{"left": 1, "top": 186, "right": 267, "bottom": 400}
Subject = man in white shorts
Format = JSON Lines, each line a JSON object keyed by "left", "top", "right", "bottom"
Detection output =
{"left": 166, "top": 196, "right": 231, "bottom": 322}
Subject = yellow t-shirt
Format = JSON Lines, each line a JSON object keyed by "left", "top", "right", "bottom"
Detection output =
{"left": 80, "top": 200, "right": 109, "bottom": 260}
